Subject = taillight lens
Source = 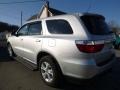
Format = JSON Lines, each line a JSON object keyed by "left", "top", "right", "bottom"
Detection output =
{"left": 76, "top": 40, "right": 104, "bottom": 53}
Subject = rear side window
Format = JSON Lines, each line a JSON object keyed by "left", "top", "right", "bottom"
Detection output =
{"left": 46, "top": 20, "right": 73, "bottom": 34}
{"left": 81, "top": 15, "right": 110, "bottom": 35}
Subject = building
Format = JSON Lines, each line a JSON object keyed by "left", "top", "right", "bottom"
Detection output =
{"left": 27, "top": 2, "right": 66, "bottom": 21}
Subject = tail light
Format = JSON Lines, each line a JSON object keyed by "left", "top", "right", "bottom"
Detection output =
{"left": 75, "top": 40, "right": 104, "bottom": 53}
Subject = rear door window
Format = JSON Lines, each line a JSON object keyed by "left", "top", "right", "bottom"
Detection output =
{"left": 46, "top": 19, "right": 73, "bottom": 34}
{"left": 28, "top": 22, "right": 42, "bottom": 35}
{"left": 81, "top": 15, "right": 110, "bottom": 35}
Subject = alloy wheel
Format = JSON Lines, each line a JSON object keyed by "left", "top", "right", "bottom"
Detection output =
{"left": 41, "top": 62, "right": 54, "bottom": 83}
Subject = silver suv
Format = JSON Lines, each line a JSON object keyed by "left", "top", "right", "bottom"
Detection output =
{"left": 7, "top": 13, "right": 116, "bottom": 87}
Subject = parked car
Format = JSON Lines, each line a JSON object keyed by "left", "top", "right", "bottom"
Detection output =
{"left": 113, "top": 34, "right": 120, "bottom": 49}
{"left": 7, "top": 13, "right": 116, "bottom": 87}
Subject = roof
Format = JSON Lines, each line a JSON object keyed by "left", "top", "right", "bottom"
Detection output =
{"left": 26, "top": 14, "right": 68, "bottom": 23}
{"left": 26, "top": 13, "right": 103, "bottom": 23}
{"left": 26, "top": 14, "right": 77, "bottom": 24}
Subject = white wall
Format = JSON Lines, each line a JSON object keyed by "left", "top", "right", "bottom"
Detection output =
{"left": 39, "top": 7, "right": 48, "bottom": 19}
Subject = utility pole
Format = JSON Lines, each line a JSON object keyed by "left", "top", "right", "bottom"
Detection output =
{"left": 21, "top": 11, "right": 23, "bottom": 26}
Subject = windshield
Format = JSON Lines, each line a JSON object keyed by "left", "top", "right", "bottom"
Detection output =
{"left": 81, "top": 15, "right": 110, "bottom": 35}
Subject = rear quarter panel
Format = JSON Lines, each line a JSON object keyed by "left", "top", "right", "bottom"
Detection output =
{"left": 41, "top": 36, "right": 94, "bottom": 75}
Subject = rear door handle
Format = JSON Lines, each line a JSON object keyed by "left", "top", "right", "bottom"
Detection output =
{"left": 21, "top": 39, "right": 23, "bottom": 41}
{"left": 36, "top": 40, "right": 41, "bottom": 42}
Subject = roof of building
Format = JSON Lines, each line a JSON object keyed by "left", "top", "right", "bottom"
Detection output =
{"left": 48, "top": 7, "right": 66, "bottom": 15}
{"left": 27, "top": 14, "right": 38, "bottom": 21}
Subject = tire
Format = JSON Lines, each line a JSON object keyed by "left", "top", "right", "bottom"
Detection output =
{"left": 115, "top": 44, "right": 120, "bottom": 50}
{"left": 7, "top": 44, "right": 15, "bottom": 58}
{"left": 39, "top": 55, "right": 63, "bottom": 87}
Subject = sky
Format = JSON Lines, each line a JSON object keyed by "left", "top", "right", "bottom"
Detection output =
{"left": 0, "top": 0, "right": 120, "bottom": 26}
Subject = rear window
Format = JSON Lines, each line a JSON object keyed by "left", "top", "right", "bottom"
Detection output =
{"left": 46, "top": 20, "right": 73, "bottom": 34}
{"left": 81, "top": 15, "right": 110, "bottom": 35}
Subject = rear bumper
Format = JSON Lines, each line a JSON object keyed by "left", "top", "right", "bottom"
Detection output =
{"left": 62, "top": 55, "right": 116, "bottom": 79}
{"left": 65, "top": 67, "right": 112, "bottom": 84}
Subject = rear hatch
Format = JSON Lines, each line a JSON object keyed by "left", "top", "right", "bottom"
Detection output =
{"left": 80, "top": 14, "right": 115, "bottom": 66}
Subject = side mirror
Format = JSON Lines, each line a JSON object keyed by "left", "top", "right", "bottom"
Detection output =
{"left": 14, "top": 33, "right": 19, "bottom": 37}
{"left": 11, "top": 32, "right": 16, "bottom": 36}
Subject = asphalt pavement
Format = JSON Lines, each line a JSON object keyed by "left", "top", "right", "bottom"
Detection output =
{"left": 0, "top": 47, "right": 120, "bottom": 90}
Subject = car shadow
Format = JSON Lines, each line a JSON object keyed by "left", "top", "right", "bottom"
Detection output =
{"left": 63, "top": 74, "right": 119, "bottom": 90}
{"left": 62, "top": 57, "right": 120, "bottom": 90}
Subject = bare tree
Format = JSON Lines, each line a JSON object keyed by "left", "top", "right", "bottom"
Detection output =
{"left": 0, "top": 21, "right": 19, "bottom": 33}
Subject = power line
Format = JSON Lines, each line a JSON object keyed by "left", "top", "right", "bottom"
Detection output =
{"left": 0, "top": 0, "right": 47, "bottom": 5}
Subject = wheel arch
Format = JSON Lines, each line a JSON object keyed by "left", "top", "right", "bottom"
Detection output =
{"left": 37, "top": 51, "right": 63, "bottom": 74}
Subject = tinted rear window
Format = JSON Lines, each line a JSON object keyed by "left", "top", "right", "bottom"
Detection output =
{"left": 81, "top": 15, "right": 110, "bottom": 35}
{"left": 46, "top": 20, "right": 73, "bottom": 34}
